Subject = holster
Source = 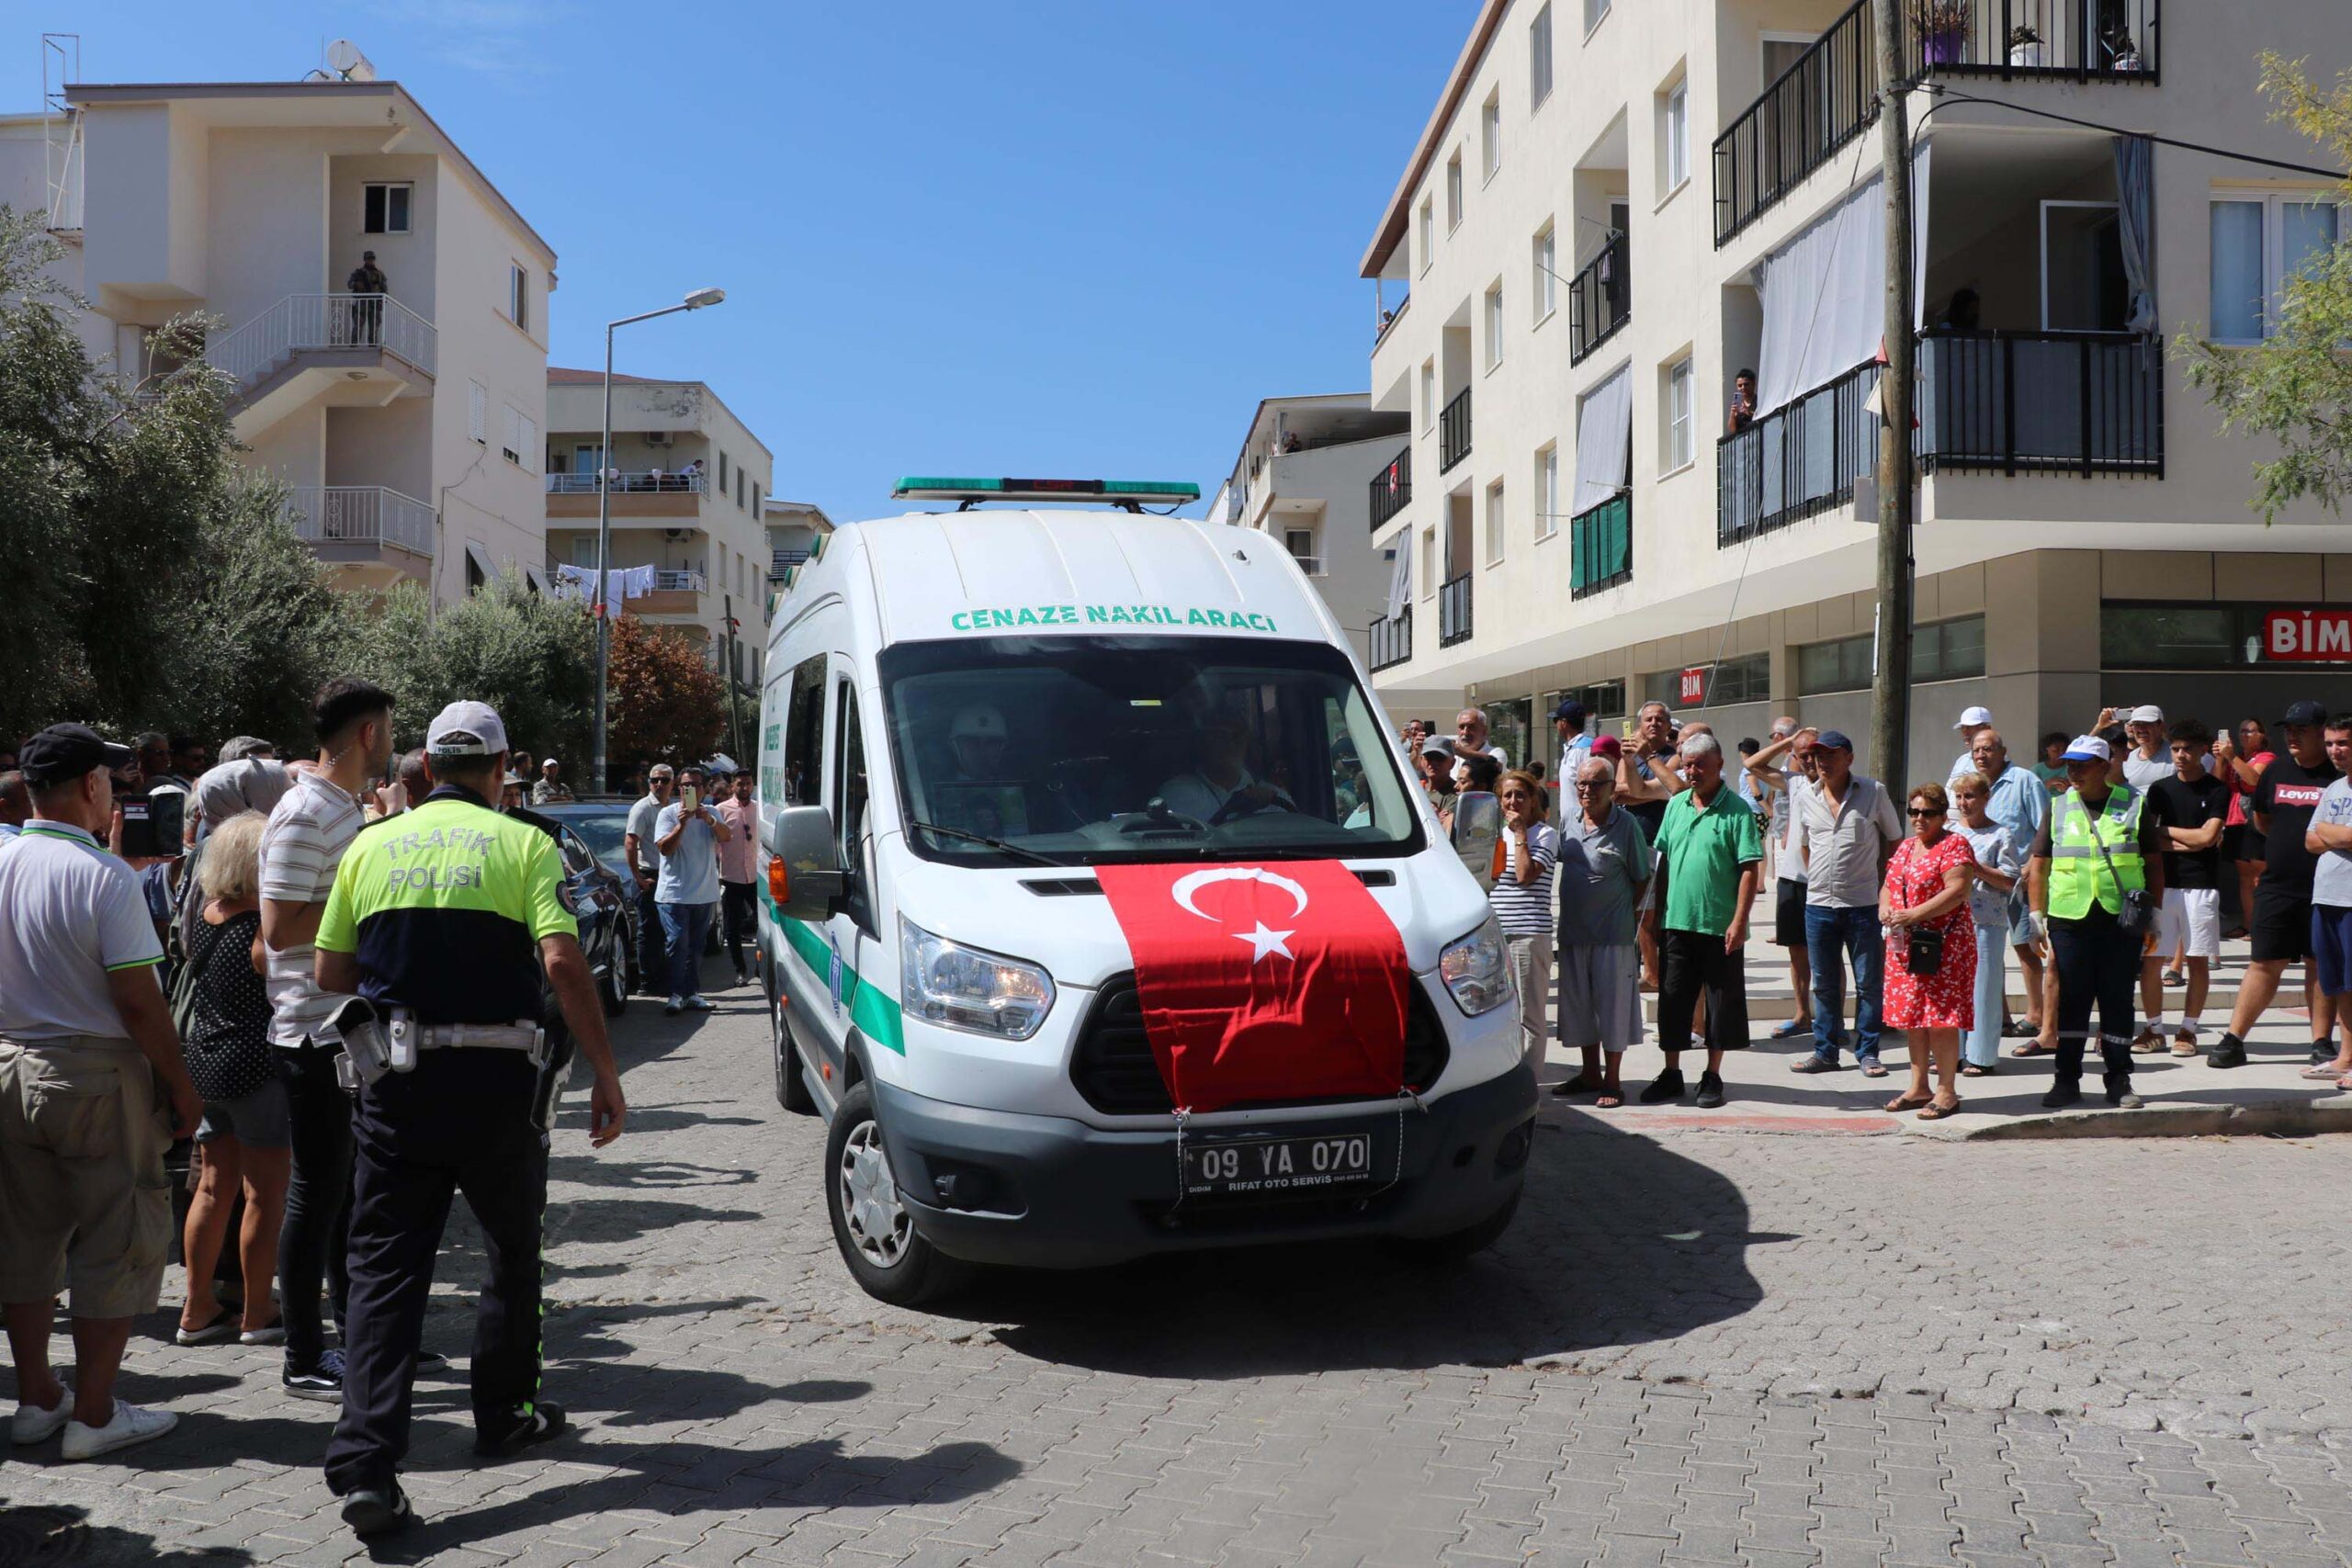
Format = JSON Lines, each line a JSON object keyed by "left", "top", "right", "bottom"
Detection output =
{"left": 327, "top": 996, "right": 391, "bottom": 1087}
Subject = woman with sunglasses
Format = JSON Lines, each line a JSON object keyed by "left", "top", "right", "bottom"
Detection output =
{"left": 1879, "top": 782, "right": 1979, "bottom": 1118}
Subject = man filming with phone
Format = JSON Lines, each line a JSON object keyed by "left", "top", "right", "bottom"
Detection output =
{"left": 653, "top": 764, "right": 729, "bottom": 1015}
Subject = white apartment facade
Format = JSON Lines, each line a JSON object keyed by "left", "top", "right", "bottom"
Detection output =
{"left": 543, "top": 370, "right": 775, "bottom": 697}
{"left": 0, "top": 76, "right": 556, "bottom": 606}
{"left": 1363, "top": 0, "right": 2351, "bottom": 783}
{"left": 1210, "top": 394, "right": 1413, "bottom": 663}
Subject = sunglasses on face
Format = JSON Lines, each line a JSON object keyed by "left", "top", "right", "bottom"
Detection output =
{"left": 1909, "top": 807, "right": 1945, "bottom": 818}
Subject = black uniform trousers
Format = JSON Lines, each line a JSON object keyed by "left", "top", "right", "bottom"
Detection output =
{"left": 2049, "top": 908, "right": 2138, "bottom": 1093}
{"left": 323, "top": 1046, "right": 547, "bottom": 1497}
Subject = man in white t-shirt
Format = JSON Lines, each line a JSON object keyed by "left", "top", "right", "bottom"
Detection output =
{"left": 1745, "top": 719, "right": 1817, "bottom": 1041}
{"left": 1449, "top": 706, "right": 1509, "bottom": 790}
{"left": 1553, "top": 698, "right": 1593, "bottom": 784}
{"left": 623, "top": 764, "right": 674, "bottom": 994}
{"left": 258, "top": 678, "right": 395, "bottom": 1402}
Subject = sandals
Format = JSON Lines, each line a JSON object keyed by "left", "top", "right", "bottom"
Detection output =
{"left": 2010, "top": 1041, "right": 2056, "bottom": 1058}
{"left": 1594, "top": 1093, "right": 1623, "bottom": 1109}
{"left": 1960, "top": 1063, "right": 1996, "bottom": 1077}
{"left": 1916, "top": 1098, "right": 1963, "bottom": 1121}
{"left": 175, "top": 1310, "right": 234, "bottom": 1348}
{"left": 1884, "top": 1092, "right": 1934, "bottom": 1112}
{"left": 2299, "top": 1063, "right": 2347, "bottom": 1080}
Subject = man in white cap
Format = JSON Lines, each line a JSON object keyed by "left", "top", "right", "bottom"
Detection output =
{"left": 2112, "top": 705, "right": 2172, "bottom": 793}
{"left": 1947, "top": 706, "right": 1994, "bottom": 786}
{"left": 315, "top": 699, "right": 627, "bottom": 1537}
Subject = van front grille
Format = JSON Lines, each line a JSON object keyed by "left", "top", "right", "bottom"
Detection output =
{"left": 1069, "top": 975, "right": 1450, "bottom": 1116}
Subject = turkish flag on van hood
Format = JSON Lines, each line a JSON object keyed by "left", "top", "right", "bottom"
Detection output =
{"left": 1094, "top": 861, "right": 1411, "bottom": 1114}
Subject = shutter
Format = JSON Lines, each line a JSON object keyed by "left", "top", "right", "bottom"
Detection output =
{"left": 468, "top": 381, "right": 487, "bottom": 443}
{"left": 520, "top": 414, "right": 538, "bottom": 469}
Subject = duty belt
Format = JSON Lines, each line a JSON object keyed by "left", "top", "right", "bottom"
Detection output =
{"left": 409, "top": 1021, "right": 540, "bottom": 1052}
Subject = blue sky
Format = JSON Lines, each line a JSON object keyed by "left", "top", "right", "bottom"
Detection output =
{"left": 48, "top": 1, "right": 1477, "bottom": 520}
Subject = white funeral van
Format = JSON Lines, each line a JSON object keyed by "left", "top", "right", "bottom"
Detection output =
{"left": 756, "top": 478, "right": 1536, "bottom": 1304}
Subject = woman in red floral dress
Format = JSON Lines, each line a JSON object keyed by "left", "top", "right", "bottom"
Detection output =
{"left": 1880, "top": 781, "right": 1979, "bottom": 1119}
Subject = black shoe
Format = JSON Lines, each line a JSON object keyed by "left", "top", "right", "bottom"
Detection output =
{"left": 283, "top": 1348, "right": 345, "bottom": 1403}
{"left": 341, "top": 1481, "right": 413, "bottom": 1538}
{"left": 2108, "top": 1089, "right": 2145, "bottom": 1110}
{"left": 476, "top": 1402, "right": 567, "bottom": 1459}
{"left": 2314, "top": 1041, "right": 2337, "bottom": 1066}
{"left": 1636, "top": 1071, "right": 1686, "bottom": 1104}
{"left": 2208, "top": 1035, "right": 2248, "bottom": 1070}
{"left": 2041, "top": 1081, "right": 2084, "bottom": 1111}
{"left": 1693, "top": 1072, "right": 1725, "bottom": 1110}
{"left": 414, "top": 1348, "right": 450, "bottom": 1375}
{"left": 1789, "top": 1055, "right": 1841, "bottom": 1074}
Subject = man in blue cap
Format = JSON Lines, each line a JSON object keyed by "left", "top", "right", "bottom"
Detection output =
{"left": 1553, "top": 698, "right": 1591, "bottom": 784}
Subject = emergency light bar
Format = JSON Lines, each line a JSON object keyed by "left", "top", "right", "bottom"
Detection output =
{"left": 892, "top": 476, "right": 1202, "bottom": 510}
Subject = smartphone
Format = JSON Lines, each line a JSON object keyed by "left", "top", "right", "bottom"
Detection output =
{"left": 118, "top": 790, "right": 185, "bottom": 858}
{"left": 681, "top": 784, "right": 700, "bottom": 815}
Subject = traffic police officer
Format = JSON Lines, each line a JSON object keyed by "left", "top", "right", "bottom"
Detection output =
{"left": 314, "top": 701, "right": 627, "bottom": 1537}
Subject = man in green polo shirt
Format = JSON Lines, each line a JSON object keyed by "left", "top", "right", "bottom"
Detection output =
{"left": 1641, "top": 733, "right": 1763, "bottom": 1107}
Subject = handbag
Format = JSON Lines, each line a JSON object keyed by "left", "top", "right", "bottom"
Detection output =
{"left": 1895, "top": 840, "right": 1946, "bottom": 976}
{"left": 2090, "top": 802, "right": 2155, "bottom": 936}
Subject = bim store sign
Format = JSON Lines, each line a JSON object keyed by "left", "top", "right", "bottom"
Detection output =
{"left": 2265, "top": 609, "right": 2352, "bottom": 661}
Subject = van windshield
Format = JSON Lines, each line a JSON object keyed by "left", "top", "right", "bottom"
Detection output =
{"left": 878, "top": 635, "right": 1426, "bottom": 866}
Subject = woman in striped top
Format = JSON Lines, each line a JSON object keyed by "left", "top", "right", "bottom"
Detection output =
{"left": 1491, "top": 771, "right": 1561, "bottom": 1069}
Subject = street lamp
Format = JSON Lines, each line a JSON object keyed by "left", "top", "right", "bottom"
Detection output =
{"left": 590, "top": 286, "right": 727, "bottom": 791}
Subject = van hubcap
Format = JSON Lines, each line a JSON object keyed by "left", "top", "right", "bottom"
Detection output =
{"left": 839, "top": 1122, "right": 910, "bottom": 1268}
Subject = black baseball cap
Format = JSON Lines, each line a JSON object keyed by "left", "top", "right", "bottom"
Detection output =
{"left": 19, "top": 723, "right": 136, "bottom": 788}
{"left": 1552, "top": 699, "right": 1587, "bottom": 724}
{"left": 2283, "top": 699, "right": 2328, "bottom": 727}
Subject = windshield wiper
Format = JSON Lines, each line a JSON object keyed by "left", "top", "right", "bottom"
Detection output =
{"left": 905, "top": 819, "right": 1075, "bottom": 868}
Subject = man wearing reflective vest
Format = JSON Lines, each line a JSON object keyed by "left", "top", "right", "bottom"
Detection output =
{"left": 2026, "top": 735, "right": 2167, "bottom": 1111}
{"left": 313, "top": 701, "right": 628, "bottom": 1538}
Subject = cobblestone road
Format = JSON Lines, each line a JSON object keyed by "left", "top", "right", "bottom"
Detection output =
{"left": 7, "top": 974, "right": 2352, "bottom": 1567}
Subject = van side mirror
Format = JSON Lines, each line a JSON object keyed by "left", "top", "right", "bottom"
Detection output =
{"left": 1451, "top": 791, "right": 1501, "bottom": 890}
{"left": 766, "top": 803, "right": 844, "bottom": 921}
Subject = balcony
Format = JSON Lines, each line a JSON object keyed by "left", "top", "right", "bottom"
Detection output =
{"left": 206, "top": 294, "right": 435, "bottom": 441}
{"left": 1711, "top": 0, "right": 2158, "bottom": 248}
{"left": 1370, "top": 608, "right": 1412, "bottom": 672}
{"left": 1438, "top": 571, "right": 1473, "bottom": 648}
{"left": 1439, "top": 388, "right": 1472, "bottom": 474}
{"left": 1369, "top": 447, "right": 1411, "bottom": 532}
{"left": 770, "top": 547, "right": 811, "bottom": 581}
{"left": 282, "top": 485, "right": 435, "bottom": 581}
{"left": 545, "top": 468, "right": 707, "bottom": 520}
{"left": 1717, "top": 360, "right": 1880, "bottom": 546}
{"left": 1567, "top": 232, "right": 1630, "bottom": 367}
{"left": 1568, "top": 492, "right": 1633, "bottom": 600}
{"left": 1918, "top": 329, "right": 2162, "bottom": 478}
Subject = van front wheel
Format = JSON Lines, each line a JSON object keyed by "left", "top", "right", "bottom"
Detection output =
{"left": 824, "top": 1084, "right": 965, "bottom": 1306}
{"left": 1392, "top": 1190, "right": 1521, "bottom": 1264}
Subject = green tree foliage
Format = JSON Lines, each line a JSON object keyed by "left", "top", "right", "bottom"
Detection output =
{"left": 2181, "top": 54, "right": 2352, "bottom": 520}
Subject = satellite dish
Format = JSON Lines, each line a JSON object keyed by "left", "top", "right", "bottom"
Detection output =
{"left": 325, "top": 39, "right": 376, "bottom": 82}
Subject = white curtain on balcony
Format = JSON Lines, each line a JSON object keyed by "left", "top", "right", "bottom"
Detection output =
{"left": 2114, "top": 134, "right": 2157, "bottom": 336}
{"left": 1571, "top": 365, "right": 1634, "bottom": 514}
{"left": 1751, "top": 147, "right": 1930, "bottom": 414}
{"left": 1385, "top": 537, "right": 1412, "bottom": 620}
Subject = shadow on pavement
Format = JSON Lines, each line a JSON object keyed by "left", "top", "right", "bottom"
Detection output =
{"left": 0, "top": 1503, "right": 249, "bottom": 1567}
{"left": 978, "top": 1111, "right": 1775, "bottom": 1377}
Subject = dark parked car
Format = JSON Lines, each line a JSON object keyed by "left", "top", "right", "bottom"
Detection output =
{"left": 536, "top": 799, "right": 642, "bottom": 1004}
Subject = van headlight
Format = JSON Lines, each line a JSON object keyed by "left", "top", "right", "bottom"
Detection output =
{"left": 899, "top": 915, "right": 1055, "bottom": 1040}
{"left": 1438, "top": 917, "right": 1512, "bottom": 1017}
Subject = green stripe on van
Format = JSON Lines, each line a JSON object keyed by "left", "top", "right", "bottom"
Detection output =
{"left": 763, "top": 889, "right": 906, "bottom": 1054}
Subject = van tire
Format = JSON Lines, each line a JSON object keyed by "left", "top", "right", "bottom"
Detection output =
{"left": 1392, "top": 1190, "right": 1520, "bottom": 1264}
{"left": 824, "top": 1083, "right": 965, "bottom": 1307}
{"left": 767, "top": 962, "right": 817, "bottom": 1115}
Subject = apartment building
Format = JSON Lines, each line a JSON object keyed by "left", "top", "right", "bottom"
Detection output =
{"left": 543, "top": 369, "right": 775, "bottom": 697}
{"left": 0, "top": 74, "right": 556, "bottom": 605}
{"left": 1362, "top": 0, "right": 2350, "bottom": 782}
{"left": 1209, "top": 394, "right": 1412, "bottom": 662}
{"left": 763, "top": 497, "right": 836, "bottom": 585}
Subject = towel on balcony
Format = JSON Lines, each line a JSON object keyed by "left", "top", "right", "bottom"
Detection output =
{"left": 554, "top": 563, "right": 659, "bottom": 602}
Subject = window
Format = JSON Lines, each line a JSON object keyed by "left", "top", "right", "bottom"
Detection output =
{"left": 783, "top": 655, "right": 827, "bottom": 805}
{"left": 1484, "top": 282, "right": 1505, "bottom": 369}
{"left": 1643, "top": 652, "right": 1770, "bottom": 710}
{"left": 1481, "top": 93, "right": 1502, "bottom": 184}
{"left": 1544, "top": 679, "right": 1624, "bottom": 723}
{"left": 752, "top": 480, "right": 762, "bottom": 515}
{"left": 1484, "top": 480, "right": 1506, "bottom": 566}
{"left": 1916, "top": 615, "right": 1986, "bottom": 681}
{"left": 1584, "top": 0, "right": 1610, "bottom": 33}
{"left": 1418, "top": 198, "right": 1434, "bottom": 273}
{"left": 1536, "top": 445, "right": 1560, "bottom": 540}
{"left": 2103, "top": 602, "right": 2352, "bottom": 668}
{"left": 1421, "top": 526, "right": 1437, "bottom": 599}
{"left": 1283, "top": 527, "right": 1318, "bottom": 574}
{"left": 1420, "top": 362, "right": 1436, "bottom": 431}
{"left": 737, "top": 468, "right": 747, "bottom": 508}
{"left": 718, "top": 451, "right": 729, "bottom": 492}
{"left": 571, "top": 536, "right": 600, "bottom": 567}
{"left": 1446, "top": 153, "right": 1464, "bottom": 231}
{"left": 467, "top": 380, "right": 486, "bottom": 445}
{"left": 2210, "top": 191, "right": 2343, "bottom": 343}
{"left": 363, "top": 182, "right": 412, "bottom": 234}
{"left": 500, "top": 405, "right": 526, "bottom": 466}
{"left": 1533, "top": 224, "right": 1557, "bottom": 321}
{"left": 1662, "top": 81, "right": 1690, "bottom": 190}
{"left": 1531, "top": 5, "right": 1555, "bottom": 106}
{"left": 1665, "top": 356, "right": 1694, "bottom": 470}
{"left": 1797, "top": 633, "right": 1874, "bottom": 695}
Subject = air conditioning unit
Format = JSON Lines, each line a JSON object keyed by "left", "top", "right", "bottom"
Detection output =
{"left": 643, "top": 431, "right": 673, "bottom": 447}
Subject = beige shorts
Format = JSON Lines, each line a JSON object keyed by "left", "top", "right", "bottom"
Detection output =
{"left": 0, "top": 1037, "right": 172, "bottom": 1318}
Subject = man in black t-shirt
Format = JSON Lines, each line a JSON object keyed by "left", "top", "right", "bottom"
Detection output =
{"left": 2211, "top": 700, "right": 2343, "bottom": 1069}
{"left": 2141, "top": 720, "right": 2229, "bottom": 1054}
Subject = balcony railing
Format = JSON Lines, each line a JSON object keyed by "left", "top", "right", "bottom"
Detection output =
{"left": 282, "top": 485, "right": 435, "bottom": 558}
{"left": 1569, "top": 492, "right": 1633, "bottom": 600}
{"left": 770, "top": 547, "right": 811, "bottom": 580}
{"left": 1369, "top": 447, "right": 1412, "bottom": 532}
{"left": 1717, "top": 359, "right": 1881, "bottom": 546}
{"left": 1369, "top": 609, "right": 1412, "bottom": 672}
{"left": 1918, "top": 329, "right": 2163, "bottom": 479}
{"left": 546, "top": 471, "right": 708, "bottom": 495}
{"left": 1567, "top": 232, "right": 1631, "bottom": 366}
{"left": 1439, "top": 388, "right": 1472, "bottom": 474}
{"left": 206, "top": 294, "right": 436, "bottom": 389}
{"left": 650, "top": 570, "right": 707, "bottom": 593}
{"left": 1438, "top": 571, "right": 1473, "bottom": 648}
{"left": 1912, "top": 0, "right": 2158, "bottom": 83}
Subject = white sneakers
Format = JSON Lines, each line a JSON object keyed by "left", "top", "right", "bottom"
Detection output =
{"left": 9, "top": 1381, "right": 72, "bottom": 1445}
{"left": 60, "top": 1400, "right": 177, "bottom": 1461}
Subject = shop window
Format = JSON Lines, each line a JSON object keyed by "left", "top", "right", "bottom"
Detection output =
{"left": 1544, "top": 679, "right": 1626, "bottom": 723}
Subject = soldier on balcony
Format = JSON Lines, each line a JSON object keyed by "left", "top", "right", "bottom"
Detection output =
{"left": 345, "top": 250, "right": 387, "bottom": 346}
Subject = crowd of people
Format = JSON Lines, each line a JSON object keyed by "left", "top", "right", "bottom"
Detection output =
{"left": 0, "top": 684, "right": 653, "bottom": 1538}
{"left": 1419, "top": 695, "right": 2352, "bottom": 1117}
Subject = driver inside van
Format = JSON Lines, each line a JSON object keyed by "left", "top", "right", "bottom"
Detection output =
{"left": 931, "top": 703, "right": 1030, "bottom": 838}
{"left": 1155, "top": 715, "right": 1295, "bottom": 822}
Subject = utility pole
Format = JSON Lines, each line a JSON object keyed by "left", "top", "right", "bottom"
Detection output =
{"left": 1868, "top": 0, "right": 1917, "bottom": 785}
